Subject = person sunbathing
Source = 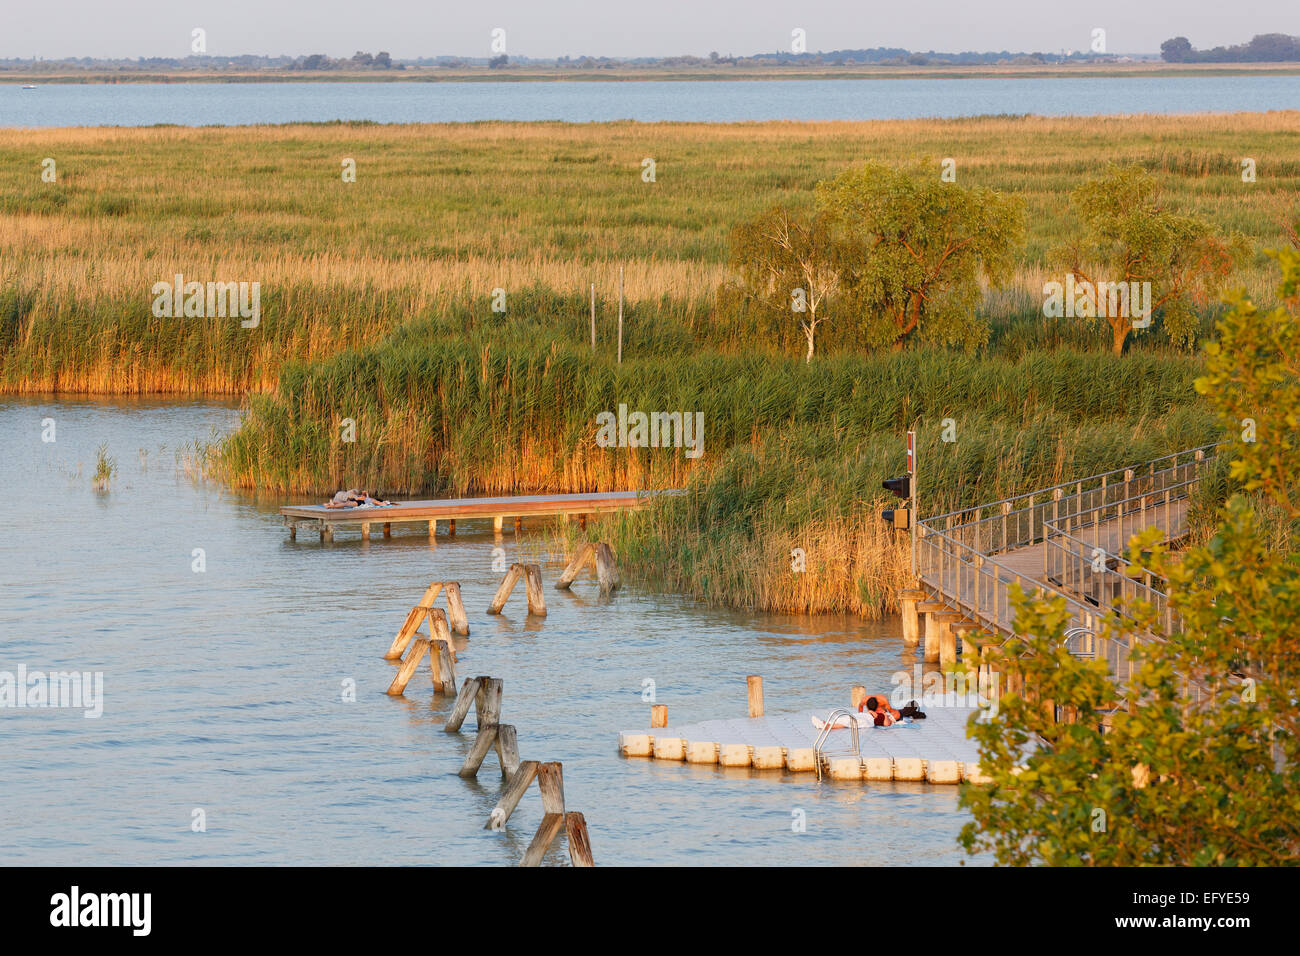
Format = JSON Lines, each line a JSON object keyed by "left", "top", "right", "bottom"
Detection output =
{"left": 325, "top": 489, "right": 364, "bottom": 508}
{"left": 860, "top": 695, "right": 926, "bottom": 726}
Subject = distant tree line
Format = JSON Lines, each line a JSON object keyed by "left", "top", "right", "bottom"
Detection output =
{"left": 289, "top": 51, "right": 396, "bottom": 70}
{"left": 1161, "top": 33, "right": 1300, "bottom": 63}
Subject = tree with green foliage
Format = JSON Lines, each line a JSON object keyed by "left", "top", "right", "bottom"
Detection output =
{"left": 723, "top": 206, "right": 839, "bottom": 362}
{"left": 1053, "top": 164, "right": 1246, "bottom": 355}
{"left": 815, "top": 162, "right": 1025, "bottom": 351}
{"left": 959, "top": 250, "right": 1300, "bottom": 865}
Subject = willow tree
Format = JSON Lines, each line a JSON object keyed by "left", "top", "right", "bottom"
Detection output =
{"left": 1052, "top": 163, "right": 1247, "bottom": 355}
{"left": 960, "top": 251, "right": 1300, "bottom": 866}
{"left": 814, "top": 162, "right": 1025, "bottom": 351}
{"left": 724, "top": 206, "right": 838, "bottom": 362}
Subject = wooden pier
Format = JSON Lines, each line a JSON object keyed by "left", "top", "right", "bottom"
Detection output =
{"left": 619, "top": 706, "right": 990, "bottom": 785}
{"left": 281, "top": 489, "right": 677, "bottom": 541}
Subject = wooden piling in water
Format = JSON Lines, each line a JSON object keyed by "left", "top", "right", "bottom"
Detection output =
{"left": 523, "top": 564, "right": 547, "bottom": 615}
{"left": 651, "top": 704, "right": 667, "bottom": 728}
{"left": 493, "top": 516, "right": 504, "bottom": 533}
{"left": 384, "top": 582, "right": 445, "bottom": 659}
{"left": 520, "top": 762, "right": 567, "bottom": 867}
{"left": 595, "top": 543, "right": 619, "bottom": 595}
{"left": 444, "top": 582, "right": 470, "bottom": 635}
{"left": 495, "top": 723, "right": 521, "bottom": 778}
{"left": 556, "top": 542, "right": 595, "bottom": 590}
{"left": 747, "top": 676, "right": 765, "bottom": 718}
{"left": 386, "top": 638, "right": 430, "bottom": 696}
{"left": 487, "top": 760, "right": 539, "bottom": 829}
{"left": 565, "top": 812, "right": 594, "bottom": 867}
{"left": 487, "top": 564, "right": 524, "bottom": 614}
{"left": 445, "top": 676, "right": 482, "bottom": 732}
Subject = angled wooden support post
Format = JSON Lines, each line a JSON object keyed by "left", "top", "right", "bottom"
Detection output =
{"left": 520, "top": 762, "right": 567, "bottom": 866}
{"left": 445, "top": 677, "right": 483, "bottom": 732}
{"left": 385, "top": 582, "right": 445, "bottom": 659}
{"left": 595, "top": 543, "right": 619, "bottom": 595}
{"left": 487, "top": 760, "right": 540, "bottom": 830}
{"left": 746, "top": 676, "right": 764, "bottom": 718}
{"left": 459, "top": 723, "right": 501, "bottom": 778}
{"left": 386, "top": 638, "right": 430, "bottom": 696}
{"left": 555, "top": 542, "right": 595, "bottom": 590}
{"left": 425, "top": 609, "right": 458, "bottom": 694}
{"left": 487, "top": 564, "right": 524, "bottom": 614}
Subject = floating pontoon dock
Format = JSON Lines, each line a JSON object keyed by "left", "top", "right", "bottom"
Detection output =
{"left": 281, "top": 489, "right": 678, "bottom": 541}
{"left": 619, "top": 707, "right": 990, "bottom": 785}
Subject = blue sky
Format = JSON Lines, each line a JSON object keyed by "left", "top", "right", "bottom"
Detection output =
{"left": 3, "top": 0, "right": 1296, "bottom": 60}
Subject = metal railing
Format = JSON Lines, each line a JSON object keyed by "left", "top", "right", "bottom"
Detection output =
{"left": 924, "top": 444, "right": 1219, "bottom": 560}
{"left": 916, "top": 443, "right": 1222, "bottom": 706}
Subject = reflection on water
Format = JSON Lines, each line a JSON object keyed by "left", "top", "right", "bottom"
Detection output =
{"left": 0, "top": 396, "right": 979, "bottom": 865}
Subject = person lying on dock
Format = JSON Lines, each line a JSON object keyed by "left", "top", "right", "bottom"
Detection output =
{"left": 325, "top": 489, "right": 364, "bottom": 508}
{"left": 860, "top": 696, "right": 927, "bottom": 726}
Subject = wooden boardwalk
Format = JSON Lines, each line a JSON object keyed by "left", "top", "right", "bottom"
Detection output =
{"left": 281, "top": 489, "right": 679, "bottom": 541}
{"left": 620, "top": 707, "right": 991, "bottom": 784}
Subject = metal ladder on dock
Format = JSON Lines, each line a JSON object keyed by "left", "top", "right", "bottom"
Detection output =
{"left": 813, "top": 709, "right": 863, "bottom": 781}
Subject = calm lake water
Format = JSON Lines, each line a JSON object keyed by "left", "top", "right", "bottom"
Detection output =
{"left": 0, "top": 397, "right": 975, "bottom": 866}
{"left": 2, "top": 75, "right": 1299, "bottom": 126}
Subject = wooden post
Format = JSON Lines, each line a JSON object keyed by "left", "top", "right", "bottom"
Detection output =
{"left": 474, "top": 677, "right": 503, "bottom": 728}
{"left": 361, "top": 523, "right": 370, "bottom": 541}
{"left": 850, "top": 686, "right": 867, "bottom": 712}
{"left": 650, "top": 704, "right": 667, "bottom": 728}
{"left": 321, "top": 526, "right": 333, "bottom": 542}
{"left": 448, "top": 519, "right": 456, "bottom": 536}
{"left": 289, "top": 522, "right": 297, "bottom": 540}
{"left": 523, "top": 564, "right": 547, "bottom": 615}
{"left": 746, "top": 676, "right": 765, "bottom": 718}
{"left": 383, "top": 522, "right": 391, "bottom": 538}
{"left": 444, "top": 582, "right": 470, "bottom": 635}
{"left": 444, "top": 677, "right": 482, "bottom": 732}
{"left": 487, "top": 563, "right": 524, "bottom": 614}
{"left": 431, "top": 637, "right": 458, "bottom": 694}
{"left": 579, "top": 514, "right": 587, "bottom": 531}
{"left": 514, "top": 516, "right": 522, "bottom": 533}
{"left": 459, "top": 724, "right": 500, "bottom": 777}
{"left": 386, "top": 638, "right": 430, "bottom": 696}
{"left": 486, "top": 761, "right": 539, "bottom": 830}
{"left": 493, "top": 516, "right": 504, "bottom": 533}
{"left": 566, "top": 811, "right": 594, "bottom": 867}
{"left": 495, "top": 724, "right": 521, "bottom": 778}
{"left": 384, "top": 583, "right": 445, "bottom": 659}
{"left": 520, "top": 762, "right": 567, "bottom": 866}
{"left": 556, "top": 542, "right": 595, "bottom": 590}
{"left": 595, "top": 542, "right": 619, "bottom": 595}
{"left": 428, "top": 519, "right": 436, "bottom": 538}
{"left": 385, "top": 606, "right": 424, "bottom": 660}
